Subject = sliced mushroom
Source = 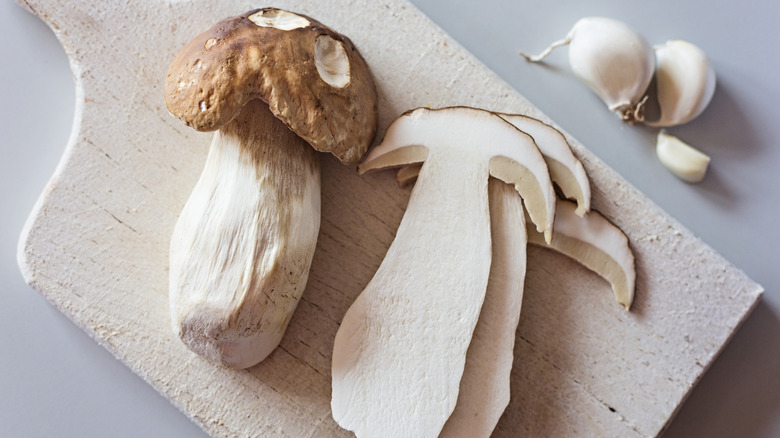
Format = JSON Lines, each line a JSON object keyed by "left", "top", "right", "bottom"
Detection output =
{"left": 331, "top": 107, "right": 555, "bottom": 437}
{"left": 164, "top": 8, "right": 377, "bottom": 369}
{"left": 394, "top": 115, "right": 634, "bottom": 436}
{"left": 439, "top": 178, "right": 528, "bottom": 438}
{"left": 441, "top": 117, "right": 593, "bottom": 437}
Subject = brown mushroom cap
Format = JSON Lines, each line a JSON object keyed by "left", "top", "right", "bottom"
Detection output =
{"left": 164, "top": 8, "right": 378, "bottom": 164}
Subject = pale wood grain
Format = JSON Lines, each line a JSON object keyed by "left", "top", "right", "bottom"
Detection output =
{"left": 16, "top": 0, "right": 762, "bottom": 436}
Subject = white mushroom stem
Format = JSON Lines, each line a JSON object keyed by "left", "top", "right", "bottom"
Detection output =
{"left": 439, "top": 179, "right": 527, "bottom": 438}
{"left": 331, "top": 107, "right": 554, "bottom": 437}
{"left": 169, "top": 99, "right": 320, "bottom": 369}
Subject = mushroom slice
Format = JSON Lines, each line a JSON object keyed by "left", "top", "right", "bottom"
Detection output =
{"left": 442, "top": 116, "right": 591, "bottom": 437}
{"left": 331, "top": 107, "right": 555, "bottom": 438}
{"left": 528, "top": 199, "right": 636, "bottom": 310}
{"left": 439, "top": 179, "right": 527, "bottom": 438}
{"left": 395, "top": 116, "right": 632, "bottom": 436}
{"left": 164, "top": 8, "right": 377, "bottom": 369}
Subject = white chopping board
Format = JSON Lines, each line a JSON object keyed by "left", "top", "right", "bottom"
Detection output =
{"left": 15, "top": 0, "right": 762, "bottom": 437}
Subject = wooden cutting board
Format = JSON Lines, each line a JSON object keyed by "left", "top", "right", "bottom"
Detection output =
{"left": 16, "top": 0, "right": 763, "bottom": 436}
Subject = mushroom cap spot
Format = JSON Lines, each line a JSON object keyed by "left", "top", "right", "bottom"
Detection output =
{"left": 315, "top": 35, "right": 350, "bottom": 88}
{"left": 248, "top": 9, "right": 310, "bottom": 30}
{"left": 164, "top": 8, "right": 378, "bottom": 164}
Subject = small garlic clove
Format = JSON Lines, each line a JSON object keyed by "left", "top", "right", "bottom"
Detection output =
{"left": 646, "top": 40, "right": 716, "bottom": 128}
{"left": 520, "top": 17, "right": 655, "bottom": 123}
{"left": 656, "top": 131, "right": 710, "bottom": 183}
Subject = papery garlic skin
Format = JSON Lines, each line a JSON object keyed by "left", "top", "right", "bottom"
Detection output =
{"left": 568, "top": 17, "right": 655, "bottom": 121}
{"left": 646, "top": 40, "right": 716, "bottom": 128}
{"left": 656, "top": 131, "right": 710, "bottom": 183}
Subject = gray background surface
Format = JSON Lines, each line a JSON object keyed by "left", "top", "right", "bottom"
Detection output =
{"left": 1, "top": 0, "right": 778, "bottom": 436}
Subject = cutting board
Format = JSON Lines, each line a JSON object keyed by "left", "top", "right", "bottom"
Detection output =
{"left": 16, "top": 0, "right": 763, "bottom": 436}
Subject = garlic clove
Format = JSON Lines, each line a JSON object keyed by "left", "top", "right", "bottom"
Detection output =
{"left": 646, "top": 40, "right": 716, "bottom": 128}
{"left": 656, "top": 131, "right": 710, "bottom": 183}
{"left": 520, "top": 17, "right": 655, "bottom": 123}
{"left": 568, "top": 17, "right": 655, "bottom": 121}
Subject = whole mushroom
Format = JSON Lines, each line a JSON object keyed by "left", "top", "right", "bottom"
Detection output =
{"left": 164, "top": 8, "right": 377, "bottom": 369}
